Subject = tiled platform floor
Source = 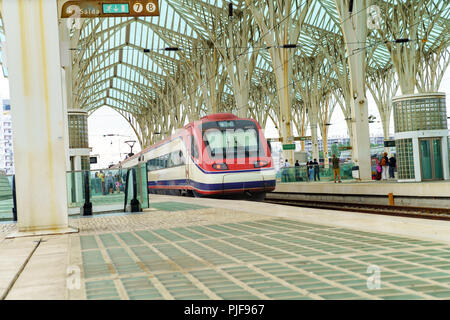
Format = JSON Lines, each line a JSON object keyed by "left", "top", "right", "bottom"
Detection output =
{"left": 73, "top": 205, "right": 450, "bottom": 300}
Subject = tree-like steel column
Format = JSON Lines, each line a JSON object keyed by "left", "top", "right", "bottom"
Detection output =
{"left": 319, "top": 92, "right": 338, "bottom": 169}
{"left": 366, "top": 66, "right": 399, "bottom": 146}
{"left": 249, "top": 0, "right": 311, "bottom": 165}
{"left": 2, "top": 0, "right": 76, "bottom": 235}
{"left": 335, "top": 0, "right": 371, "bottom": 180}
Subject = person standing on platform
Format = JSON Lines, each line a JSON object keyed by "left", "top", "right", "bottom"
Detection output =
{"left": 308, "top": 161, "right": 314, "bottom": 181}
{"left": 375, "top": 159, "right": 382, "bottom": 180}
{"left": 332, "top": 154, "right": 341, "bottom": 183}
{"left": 99, "top": 170, "right": 106, "bottom": 195}
{"left": 282, "top": 159, "right": 290, "bottom": 182}
{"left": 313, "top": 158, "right": 320, "bottom": 181}
{"left": 389, "top": 154, "right": 396, "bottom": 179}
{"left": 381, "top": 152, "right": 389, "bottom": 180}
{"left": 294, "top": 160, "right": 300, "bottom": 181}
{"left": 106, "top": 172, "right": 114, "bottom": 194}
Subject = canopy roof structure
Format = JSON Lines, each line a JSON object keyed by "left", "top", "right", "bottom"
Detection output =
{"left": 0, "top": 0, "right": 449, "bottom": 148}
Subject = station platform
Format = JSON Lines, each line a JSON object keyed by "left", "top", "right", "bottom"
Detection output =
{"left": 272, "top": 180, "right": 450, "bottom": 208}
{"left": 1, "top": 194, "right": 450, "bottom": 300}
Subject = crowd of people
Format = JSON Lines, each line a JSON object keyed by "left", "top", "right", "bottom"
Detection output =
{"left": 282, "top": 156, "right": 338, "bottom": 183}
{"left": 281, "top": 152, "right": 397, "bottom": 183}
{"left": 93, "top": 171, "right": 125, "bottom": 195}
{"left": 374, "top": 152, "right": 396, "bottom": 180}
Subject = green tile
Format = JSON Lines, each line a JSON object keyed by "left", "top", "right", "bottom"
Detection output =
{"left": 320, "top": 292, "right": 361, "bottom": 299}
{"left": 381, "top": 294, "right": 424, "bottom": 300}
{"left": 80, "top": 235, "right": 99, "bottom": 250}
{"left": 410, "top": 285, "right": 450, "bottom": 292}
{"left": 367, "top": 288, "right": 405, "bottom": 296}
{"left": 428, "top": 291, "right": 450, "bottom": 298}
{"left": 265, "top": 291, "right": 302, "bottom": 299}
{"left": 129, "top": 293, "right": 163, "bottom": 300}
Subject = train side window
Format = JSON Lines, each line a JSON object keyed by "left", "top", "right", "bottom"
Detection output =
{"left": 162, "top": 154, "right": 169, "bottom": 168}
{"left": 167, "top": 153, "right": 174, "bottom": 167}
{"left": 191, "top": 136, "right": 199, "bottom": 159}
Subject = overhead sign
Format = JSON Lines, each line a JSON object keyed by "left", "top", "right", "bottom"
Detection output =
{"left": 295, "top": 136, "right": 311, "bottom": 141}
{"left": 61, "top": 0, "right": 160, "bottom": 18}
{"left": 339, "top": 146, "right": 353, "bottom": 150}
{"left": 384, "top": 140, "right": 396, "bottom": 147}
{"left": 267, "top": 136, "right": 312, "bottom": 142}
{"left": 102, "top": 3, "right": 130, "bottom": 14}
{"left": 282, "top": 144, "right": 296, "bottom": 150}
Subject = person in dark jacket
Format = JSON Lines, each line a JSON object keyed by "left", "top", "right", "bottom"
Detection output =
{"left": 332, "top": 154, "right": 341, "bottom": 183}
{"left": 294, "top": 160, "right": 301, "bottom": 181}
{"left": 388, "top": 154, "right": 396, "bottom": 179}
{"left": 312, "top": 158, "right": 320, "bottom": 181}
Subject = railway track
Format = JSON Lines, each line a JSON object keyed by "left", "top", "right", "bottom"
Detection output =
{"left": 263, "top": 198, "right": 450, "bottom": 221}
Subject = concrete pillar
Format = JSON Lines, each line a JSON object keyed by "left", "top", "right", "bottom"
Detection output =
{"left": 335, "top": 0, "right": 371, "bottom": 180}
{"left": 2, "top": 0, "right": 76, "bottom": 235}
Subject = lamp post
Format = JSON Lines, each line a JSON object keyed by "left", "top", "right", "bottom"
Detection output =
{"left": 103, "top": 133, "right": 131, "bottom": 162}
{"left": 125, "top": 140, "right": 136, "bottom": 158}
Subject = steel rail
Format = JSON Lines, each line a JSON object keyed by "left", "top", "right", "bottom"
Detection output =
{"left": 263, "top": 198, "right": 450, "bottom": 221}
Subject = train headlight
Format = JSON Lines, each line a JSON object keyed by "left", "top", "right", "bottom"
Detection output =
{"left": 212, "top": 163, "right": 228, "bottom": 170}
{"left": 254, "top": 160, "right": 268, "bottom": 168}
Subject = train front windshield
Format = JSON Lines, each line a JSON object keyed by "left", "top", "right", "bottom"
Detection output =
{"left": 201, "top": 120, "right": 266, "bottom": 159}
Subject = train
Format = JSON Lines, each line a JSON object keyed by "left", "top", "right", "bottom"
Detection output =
{"left": 117, "top": 113, "right": 276, "bottom": 200}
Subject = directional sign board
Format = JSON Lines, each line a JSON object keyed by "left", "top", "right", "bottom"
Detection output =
{"left": 102, "top": 3, "right": 130, "bottom": 14}
{"left": 384, "top": 140, "right": 395, "bottom": 147}
{"left": 61, "top": 0, "right": 159, "bottom": 18}
{"left": 282, "top": 144, "right": 296, "bottom": 150}
{"left": 295, "top": 136, "right": 311, "bottom": 141}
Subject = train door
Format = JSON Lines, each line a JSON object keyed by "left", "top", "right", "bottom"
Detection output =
{"left": 188, "top": 133, "right": 199, "bottom": 191}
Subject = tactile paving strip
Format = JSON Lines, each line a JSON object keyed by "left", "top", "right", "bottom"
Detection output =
{"left": 78, "top": 217, "right": 450, "bottom": 300}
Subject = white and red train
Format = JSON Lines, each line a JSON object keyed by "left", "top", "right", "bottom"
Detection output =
{"left": 118, "top": 113, "right": 276, "bottom": 199}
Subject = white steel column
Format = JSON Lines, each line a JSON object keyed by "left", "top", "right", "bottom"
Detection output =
{"left": 2, "top": 0, "right": 75, "bottom": 234}
{"left": 74, "top": 156, "right": 83, "bottom": 203}
{"left": 412, "top": 138, "right": 421, "bottom": 182}
{"left": 442, "top": 137, "right": 449, "bottom": 180}
{"left": 335, "top": 0, "right": 371, "bottom": 180}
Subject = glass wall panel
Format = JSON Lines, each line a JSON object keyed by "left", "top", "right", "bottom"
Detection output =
{"left": 396, "top": 139, "right": 415, "bottom": 180}
{"left": 393, "top": 95, "right": 447, "bottom": 133}
{"left": 420, "top": 139, "right": 432, "bottom": 180}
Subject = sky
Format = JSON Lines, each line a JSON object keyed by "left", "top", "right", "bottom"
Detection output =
{"left": 0, "top": 65, "right": 449, "bottom": 169}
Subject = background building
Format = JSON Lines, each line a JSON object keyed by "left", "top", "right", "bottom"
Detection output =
{"left": 0, "top": 99, "right": 13, "bottom": 174}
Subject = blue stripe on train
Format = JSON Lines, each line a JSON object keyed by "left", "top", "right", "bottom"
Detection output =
{"left": 148, "top": 179, "right": 276, "bottom": 191}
